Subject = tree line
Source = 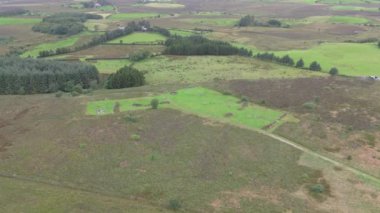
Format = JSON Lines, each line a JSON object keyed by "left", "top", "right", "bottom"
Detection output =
{"left": 238, "top": 15, "right": 285, "bottom": 28}
{"left": 37, "top": 21, "right": 170, "bottom": 58}
{"left": 32, "top": 12, "right": 103, "bottom": 36}
{"left": 0, "top": 57, "right": 99, "bottom": 94}
{"left": 255, "top": 52, "right": 339, "bottom": 75}
{"left": 164, "top": 36, "right": 252, "bottom": 56}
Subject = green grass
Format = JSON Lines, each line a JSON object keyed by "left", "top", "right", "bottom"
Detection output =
{"left": 133, "top": 56, "right": 325, "bottom": 84}
{"left": 143, "top": 3, "right": 185, "bottom": 8}
{"left": 274, "top": 43, "right": 380, "bottom": 76}
{"left": 328, "top": 16, "right": 369, "bottom": 24}
{"left": 107, "top": 32, "right": 167, "bottom": 44}
{"left": 169, "top": 29, "right": 195, "bottom": 37}
{"left": 0, "top": 17, "right": 41, "bottom": 26}
{"left": 87, "top": 87, "right": 284, "bottom": 129}
{"left": 20, "top": 33, "right": 93, "bottom": 58}
{"left": 108, "top": 13, "right": 161, "bottom": 20}
{"left": 181, "top": 18, "right": 238, "bottom": 27}
{"left": 97, "top": 5, "right": 115, "bottom": 11}
{"left": 89, "top": 59, "right": 132, "bottom": 74}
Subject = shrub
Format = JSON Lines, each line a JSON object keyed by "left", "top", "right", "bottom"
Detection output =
{"left": 124, "top": 114, "right": 138, "bottom": 123}
{"left": 167, "top": 199, "right": 182, "bottom": 211}
{"left": 55, "top": 91, "right": 63, "bottom": 98}
{"left": 303, "top": 101, "right": 317, "bottom": 110}
{"left": 151, "top": 99, "right": 159, "bottom": 109}
{"left": 71, "top": 91, "right": 80, "bottom": 97}
{"left": 238, "top": 15, "right": 255, "bottom": 27}
{"left": 295, "top": 59, "right": 304, "bottom": 68}
{"left": 309, "top": 184, "right": 325, "bottom": 193}
{"left": 309, "top": 61, "right": 322, "bottom": 71}
{"left": 113, "top": 102, "right": 120, "bottom": 113}
{"left": 106, "top": 66, "right": 145, "bottom": 89}
{"left": 329, "top": 67, "right": 339, "bottom": 76}
{"left": 131, "top": 134, "right": 140, "bottom": 141}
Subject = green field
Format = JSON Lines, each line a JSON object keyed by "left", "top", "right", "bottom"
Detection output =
{"left": 89, "top": 59, "right": 132, "bottom": 74}
{"left": 275, "top": 43, "right": 380, "bottom": 76}
{"left": 143, "top": 3, "right": 185, "bottom": 8}
{"left": 169, "top": 29, "right": 196, "bottom": 36}
{"left": 20, "top": 33, "right": 96, "bottom": 58}
{"left": 107, "top": 32, "right": 167, "bottom": 44}
{"left": 87, "top": 87, "right": 284, "bottom": 129}
{"left": 181, "top": 18, "right": 238, "bottom": 26}
{"left": 0, "top": 17, "right": 41, "bottom": 26}
{"left": 328, "top": 16, "right": 370, "bottom": 24}
{"left": 108, "top": 13, "right": 161, "bottom": 20}
{"left": 134, "top": 56, "right": 325, "bottom": 84}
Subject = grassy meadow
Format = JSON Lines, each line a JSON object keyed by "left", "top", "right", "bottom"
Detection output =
{"left": 107, "top": 32, "right": 167, "bottom": 44}
{"left": 275, "top": 43, "right": 380, "bottom": 76}
{"left": 90, "top": 59, "right": 132, "bottom": 74}
{"left": 0, "top": 17, "right": 41, "bottom": 26}
{"left": 21, "top": 32, "right": 98, "bottom": 58}
{"left": 134, "top": 56, "right": 326, "bottom": 84}
{"left": 87, "top": 87, "right": 284, "bottom": 129}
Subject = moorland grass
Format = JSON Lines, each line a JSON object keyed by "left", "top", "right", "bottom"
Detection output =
{"left": 275, "top": 43, "right": 380, "bottom": 76}
{"left": 330, "top": 5, "right": 379, "bottom": 12}
{"left": 107, "top": 32, "right": 167, "bottom": 44}
{"left": 181, "top": 18, "right": 238, "bottom": 26}
{"left": 87, "top": 87, "right": 284, "bottom": 129}
{"left": 328, "top": 16, "right": 369, "bottom": 24}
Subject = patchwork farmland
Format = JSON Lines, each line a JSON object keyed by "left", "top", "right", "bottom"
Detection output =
{"left": 0, "top": 0, "right": 380, "bottom": 212}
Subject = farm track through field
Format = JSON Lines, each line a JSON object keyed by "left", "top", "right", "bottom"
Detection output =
{"left": 255, "top": 129, "right": 380, "bottom": 187}
{"left": 88, "top": 89, "right": 380, "bottom": 187}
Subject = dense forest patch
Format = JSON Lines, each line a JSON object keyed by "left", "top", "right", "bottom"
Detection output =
{"left": 32, "top": 13, "right": 103, "bottom": 35}
{"left": 164, "top": 36, "right": 252, "bottom": 56}
{"left": 0, "top": 57, "right": 98, "bottom": 94}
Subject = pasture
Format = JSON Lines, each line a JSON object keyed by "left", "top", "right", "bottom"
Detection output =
{"left": 275, "top": 43, "right": 380, "bottom": 76}
{"left": 90, "top": 59, "right": 132, "bottom": 74}
{"left": 20, "top": 32, "right": 98, "bottom": 58}
{"left": 142, "top": 3, "right": 185, "bottom": 8}
{"left": 87, "top": 87, "right": 284, "bottom": 129}
{"left": 107, "top": 32, "right": 167, "bottom": 44}
{"left": 0, "top": 17, "right": 41, "bottom": 26}
{"left": 134, "top": 56, "right": 326, "bottom": 84}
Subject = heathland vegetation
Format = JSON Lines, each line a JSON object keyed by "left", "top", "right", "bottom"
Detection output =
{"left": 1, "top": 0, "right": 380, "bottom": 212}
